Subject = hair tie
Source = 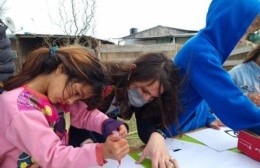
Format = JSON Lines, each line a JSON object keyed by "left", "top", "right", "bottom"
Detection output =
{"left": 50, "top": 46, "right": 58, "bottom": 55}
{"left": 161, "top": 61, "right": 166, "bottom": 68}
{"left": 103, "top": 85, "right": 114, "bottom": 98}
{"left": 128, "top": 64, "right": 137, "bottom": 81}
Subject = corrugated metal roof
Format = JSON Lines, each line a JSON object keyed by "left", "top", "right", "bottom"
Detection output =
{"left": 7, "top": 33, "right": 114, "bottom": 44}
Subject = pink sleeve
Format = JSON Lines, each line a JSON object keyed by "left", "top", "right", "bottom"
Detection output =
{"left": 6, "top": 110, "right": 102, "bottom": 168}
{"left": 67, "top": 101, "right": 109, "bottom": 134}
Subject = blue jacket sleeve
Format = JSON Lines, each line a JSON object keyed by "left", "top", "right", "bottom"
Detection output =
{"left": 205, "top": 111, "right": 217, "bottom": 127}
{"left": 181, "top": 44, "right": 260, "bottom": 130}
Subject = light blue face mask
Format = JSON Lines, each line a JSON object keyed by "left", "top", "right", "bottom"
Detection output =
{"left": 128, "top": 87, "right": 148, "bottom": 107}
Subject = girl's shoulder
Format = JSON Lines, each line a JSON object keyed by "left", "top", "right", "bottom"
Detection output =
{"left": 17, "top": 86, "right": 59, "bottom": 123}
{"left": 0, "top": 87, "right": 45, "bottom": 122}
{"left": 1, "top": 87, "right": 24, "bottom": 104}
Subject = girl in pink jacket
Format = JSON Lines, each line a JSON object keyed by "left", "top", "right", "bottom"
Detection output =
{"left": 0, "top": 45, "right": 129, "bottom": 168}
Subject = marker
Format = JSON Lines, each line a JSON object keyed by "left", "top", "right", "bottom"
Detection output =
{"left": 173, "top": 149, "right": 182, "bottom": 152}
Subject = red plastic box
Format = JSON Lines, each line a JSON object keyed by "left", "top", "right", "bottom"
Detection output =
{"left": 237, "top": 130, "right": 260, "bottom": 161}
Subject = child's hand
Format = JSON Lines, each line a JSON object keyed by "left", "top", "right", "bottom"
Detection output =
{"left": 102, "top": 132, "right": 129, "bottom": 161}
{"left": 209, "top": 119, "right": 225, "bottom": 130}
{"left": 118, "top": 124, "right": 128, "bottom": 138}
{"left": 110, "top": 131, "right": 121, "bottom": 141}
{"left": 248, "top": 93, "right": 260, "bottom": 107}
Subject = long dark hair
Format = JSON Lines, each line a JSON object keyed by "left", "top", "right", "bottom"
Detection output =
{"left": 103, "top": 52, "right": 182, "bottom": 127}
{"left": 4, "top": 45, "right": 108, "bottom": 110}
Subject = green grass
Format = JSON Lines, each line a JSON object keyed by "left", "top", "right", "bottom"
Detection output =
{"left": 122, "top": 116, "right": 144, "bottom": 148}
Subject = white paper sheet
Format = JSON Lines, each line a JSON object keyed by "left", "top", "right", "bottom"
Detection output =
{"left": 185, "top": 127, "right": 238, "bottom": 151}
{"left": 166, "top": 138, "right": 260, "bottom": 168}
{"left": 89, "top": 154, "right": 144, "bottom": 168}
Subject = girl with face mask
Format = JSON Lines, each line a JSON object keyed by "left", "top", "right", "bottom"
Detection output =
{"left": 127, "top": 87, "right": 148, "bottom": 107}
{"left": 69, "top": 52, "right": 181, "bottom": 167}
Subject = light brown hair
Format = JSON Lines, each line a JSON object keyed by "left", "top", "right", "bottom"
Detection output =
{"left": 4, "top": 45, "right": 108, "bottom": 110}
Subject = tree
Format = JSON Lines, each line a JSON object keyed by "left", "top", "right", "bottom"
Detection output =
{"left": 45, "top": 0, "right": 97, "bottom": 50}
{"left": 0, "top": 0, "right": 7, "bottom": 17}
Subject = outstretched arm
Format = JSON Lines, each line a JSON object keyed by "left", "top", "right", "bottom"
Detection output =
{"left": 135, "top": 111, "right": 178, "bottom": 168}
{"left": 174, "top": 0, "right": 260, "bottom": 134}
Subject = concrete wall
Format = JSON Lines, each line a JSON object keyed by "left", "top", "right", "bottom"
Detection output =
{"left": 98, "top": 43, "right": 181, "bottom": 61}
{"left": 98, "top": 43, "right": 253, "bottom": 69}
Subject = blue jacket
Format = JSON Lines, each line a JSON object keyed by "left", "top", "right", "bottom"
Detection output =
{"left": 181, "top": 100, "right": 217, "bottom": 133}
{"left": 164, "top": 0, "right": 260, "bottom": 136}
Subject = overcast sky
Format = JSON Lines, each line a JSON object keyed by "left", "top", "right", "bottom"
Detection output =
{"left": 3, "top": 0, "right": 211, "bottom": 40}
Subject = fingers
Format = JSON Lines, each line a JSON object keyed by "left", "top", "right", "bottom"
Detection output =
{"left": 166, "top": 161, "right": 174, "bottom": 168}
{"left": 157, "top": 156, "right": 179, "bottom": 168}
{"left": 157, "top": 159, "right": 165, "bottom": 168}
{"left": 248, "top": 93, "right": 260, "bottom": 106}
{"left": 151, "top": 157, "right": 178, "bottom": 168}
{"left": 119, "top": 130, "right": 127, "bottom": 138}
{"left": 210, "top": 123, "right": 220, "bottom": 130}
{"left": 252, "top": 99, "right": 260, "bottom": 106}
{"left": 110, "top": 131, "right": 121, "bottom": 141}
{"left": 104, "top": 137, "right": 129, "bottom": 161}
{"left": 113, "top": 142, "right": 130, "bottom": 161}
{"left": 169, "top": 158, "right": 179, "bottom": 168}
{"left": 216, "top": 120, "right": 225, "bottom": 126}
{"left": 118, "top": 125, "right": 128, "bottom": 138}
{"left": 135, "top": 152, "right": 147, "bottom": 164}
{"left": 136, "top": 151, "right": 179, "bottom": 168}
{"left": 210, "top": 120, "right": 225, "bottom": 130}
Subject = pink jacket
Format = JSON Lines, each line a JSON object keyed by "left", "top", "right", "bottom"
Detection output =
{"left": 0, "top": 87, "right": 109, "bottom": 168}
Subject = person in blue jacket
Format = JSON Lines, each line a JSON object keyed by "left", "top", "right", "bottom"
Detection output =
{"left": 0, "top": 19, "right": 15, "bottom": 93}
{"left": 166, "top": 0, "right": 260, "bottom": 136}
{"left": 135, "top": 0, "right": 260, "bottom": 166}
